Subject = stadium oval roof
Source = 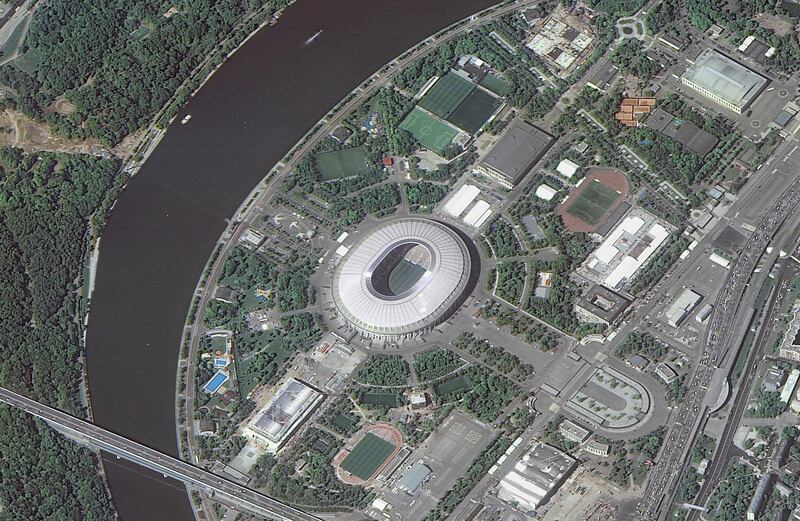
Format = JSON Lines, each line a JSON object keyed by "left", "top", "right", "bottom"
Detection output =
{"left": 332, "top": 218, "right": 471, "bottom": 338}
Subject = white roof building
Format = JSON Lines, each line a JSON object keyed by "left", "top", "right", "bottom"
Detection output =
{"left": 581, "top": 210, "right": 670, "bottom": 290}
{"left": 535, "top": 184, "right": 558, "bottom": 201}
{"left": 709, "top": 252, "right": 731, "bottom": 268}
{"left": 496, "top": 443, "right": 576, "bottom": 513}
{"left": 780, "top": 369, "right": 799, "bottom": 403}
{"left": 244, "top": 378, "right": 324, "bottom": 452}
{"left": 332, "top": 218, "right": 472, "bottom": 339}
{"left": 442, "top": 184, "right": 480, "bottom": 218}
{"left": 462, "top": 200, "right": 493, "bottom": 228}
{"left": 556, "top": 158, "right": 580, "bottom": 178}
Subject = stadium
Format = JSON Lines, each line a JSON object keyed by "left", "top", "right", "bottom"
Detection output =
{"left": 332, "top": 218, "right": 475, "bottom": 340}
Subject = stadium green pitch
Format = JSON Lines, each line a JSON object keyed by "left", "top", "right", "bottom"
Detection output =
{"left": 565, "top": 180, "right": 620, "bottom": 225}
{"left": 340, "top": 433, "right": 395, "bottom": 480}
{"left": 315, "top": 146, "right": 369, "bottom": 179}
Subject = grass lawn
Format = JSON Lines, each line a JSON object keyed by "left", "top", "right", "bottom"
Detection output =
{"left": 236, "top": 335, "right": 293, "bottom": 396}
{"left": 315, "top": 146, "right": 369, "bottom": 180}
{"left": 13, "top": 48, "right": 42, "bottom": 75}
{"left": 566, "top": 180, "right": 620, "bottom": 225}
{"left": 434, "top": 375, "right": 471, "bottom": 396}
{"left": 479, "top": 74, "right": 510, "bottom": 97}
{"left": 359, "top": 392, "right": 398, "bottom": 407}
{"left": 340, "top": 433, "right": 395, "bottom": 480}
{"left": 399, "top": 107, "right": 459, "bottom": 155}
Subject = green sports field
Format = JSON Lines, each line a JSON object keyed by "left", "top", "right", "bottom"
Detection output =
{"left": 565, "top": 180, "right": 620, "bottom": 225}
{"left": 340, "top": 433, "right": 395, "bottom": 480}
{"left": 447, "top": 88, "right": 502, "bottom": 134}
{"left": 418, "top": 72, "right": 475, "bottom": 119}
{"left": 479, "top": 74, "right": 510, "bottom": 97}
{"left": 315, "top": 146, "right": 369, "bottom": 180}
{"left": 399, "top": 108, "right": 459, "bottom": 155}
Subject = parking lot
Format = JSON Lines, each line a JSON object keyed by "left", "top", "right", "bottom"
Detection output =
{"left": 372, "top": 411, "right": 492, "bottom": 521}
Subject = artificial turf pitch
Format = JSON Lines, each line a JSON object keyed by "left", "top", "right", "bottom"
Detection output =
{"left": 315, "top": 146, "right": 369, "bottom": 180}
{"left": 340, "top": 433, "right": 395, "bottom": 480}
{"left": 399, "top": 107, "right": 459, "bottom": 155}
{"left": 418, "top": 72, "right": 475, "bottom": 119}
{"left": 565, "top": 180, "right": 620, "bottom": 225}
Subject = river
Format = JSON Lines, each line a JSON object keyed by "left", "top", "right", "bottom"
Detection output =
{"left": 84, "top": 0, "right": 499, "bottom": 519}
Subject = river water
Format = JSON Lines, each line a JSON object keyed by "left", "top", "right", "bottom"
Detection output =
{"left": 84, "top": 0, "right": 498, "bottom": 519}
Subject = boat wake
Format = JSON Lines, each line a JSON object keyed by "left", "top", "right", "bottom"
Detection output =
{"left": 303, "top": 29, "right": 323, "bottom": 46}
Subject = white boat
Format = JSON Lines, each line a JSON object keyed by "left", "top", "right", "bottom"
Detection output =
{"left": 181, "top": 114, "right": 192, "bottom": 125}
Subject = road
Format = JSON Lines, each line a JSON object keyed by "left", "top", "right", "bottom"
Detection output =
{"left": 0, "top": 386, "right": 321, "bottom": 521}
{"left": 635, "top": 136, "right": 800, "bottom": 521}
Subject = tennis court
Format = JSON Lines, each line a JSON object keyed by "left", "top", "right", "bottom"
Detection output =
{"left": 399, "top": 107, "right": 459, "bottom": 155}
{"left": 565, "top": 180, "right": 620, "bottom": 225}
{"left": 315, "top": 146, "right": 369, "bottom": 180}
{"left": 447, "top": 88, "right": 502, "bottom": 134}
{"left": 418, "top": 72, "right": 475, "bottom": 118}
{"left": 340, "top": 433, "right": 396, "bottom": 480}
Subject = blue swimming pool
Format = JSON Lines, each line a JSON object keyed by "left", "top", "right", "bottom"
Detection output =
{"left": 202, "top": 371, "right": 229, "bottom": 394}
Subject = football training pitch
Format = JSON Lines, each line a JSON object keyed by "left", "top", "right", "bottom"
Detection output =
{"left": 315, "top": 146, "right": 369, "bottom": 179}
{"left": 565, "top": 180, "right": 620, "bottom": 225}
{"left": 399, "top": 107, "right": 459, "bottom": 155}
{"left": 340, "top": 433, "right": 395, "bottom": 480}
{"left": 419, "top": 72, "right": 474, "bottom": 119}
{"left": 447, "top": 88, "right": 502, "bottom": 134}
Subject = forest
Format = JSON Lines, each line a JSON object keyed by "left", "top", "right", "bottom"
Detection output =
{"left": 0, "top": 0, "right": 294, "bottom": 144}
{"left": 0, "top": 148, "right": 123, "bottom": 519}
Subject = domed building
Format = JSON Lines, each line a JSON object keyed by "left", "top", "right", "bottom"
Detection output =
{"left": 332, "top": 218, "right": 473, "bottom": 339}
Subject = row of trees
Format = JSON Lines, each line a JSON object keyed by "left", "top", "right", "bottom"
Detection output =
{"left": 454, "top": 333, "right": 534, "bottom": 381}
{"left": 413, "top": 348, "right": 464, "bottom": 382}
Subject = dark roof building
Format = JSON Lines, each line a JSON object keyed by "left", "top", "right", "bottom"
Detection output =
{"left": 575, "top": 285, "right": 631, "bottom": 325}
{"left": 586, "top": 60, "right": 619, "bottom": 92}
{"left": 475, "top": 121, "right": 554, "bottom": 188}
{"left": 644, "top": 107, "right": 719, "bottom": 156}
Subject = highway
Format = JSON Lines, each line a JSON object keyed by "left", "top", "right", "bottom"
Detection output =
{"left": 684, "top": 257, "right": 800, "bottom": 521}
{"left": 635, "top": 138, "right": 800, "bottom": 521}
{"left": 0, "top": 386, "right": 321, "bottom": 521}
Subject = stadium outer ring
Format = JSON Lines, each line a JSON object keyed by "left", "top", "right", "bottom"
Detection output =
{"left": 331, "top": 218, "right": 472, "bottom": 340}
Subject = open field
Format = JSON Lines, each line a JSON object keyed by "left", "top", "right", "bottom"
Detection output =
{"left": 315, "top": 146, "right": 369, "bottom": 179}
{"left": 399, "top": 107, "right": 459, "bottom": 155}
{"left": 447, "top": 87, "right": 501, "bottom": 134}
{"left": 418, "top": 72, "right": 474, "bottom": 118}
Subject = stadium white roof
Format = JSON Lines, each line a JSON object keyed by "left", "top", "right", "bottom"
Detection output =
{"left": 682, "top": 49, "right": 767, "bottom": 110}
{"left": 332, "top": 218, "right": 471, "bottom": 338}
